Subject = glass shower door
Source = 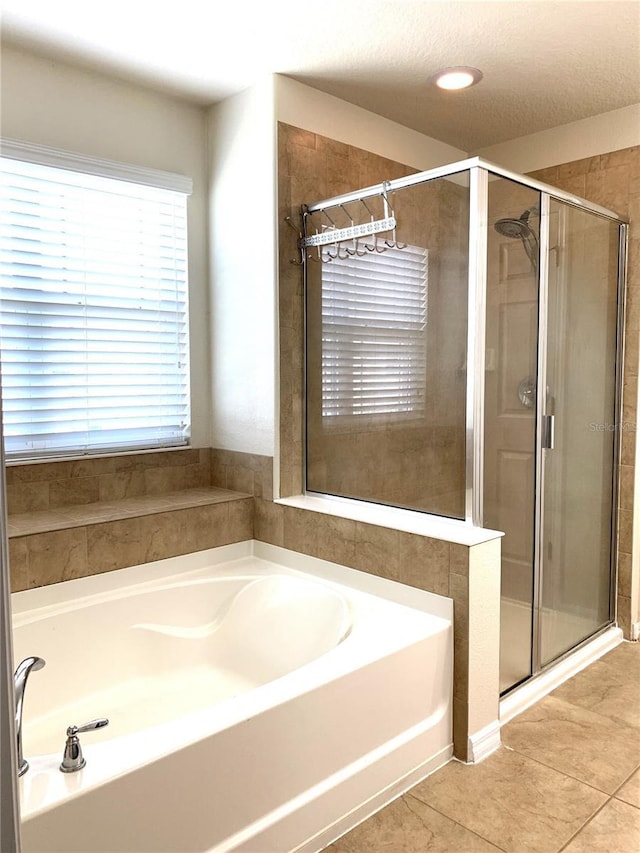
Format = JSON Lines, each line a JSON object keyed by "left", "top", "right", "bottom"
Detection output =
{"left": 538, "top": 201, "right": 620, "bottom": 666}
{"left": 488, "top": 183, "right": 621, "bottom": 694}
{"left": 485, "top": 177, "right": 541, "bottom": 692}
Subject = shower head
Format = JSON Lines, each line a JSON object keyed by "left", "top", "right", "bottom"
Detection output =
{"left": 494, "top": 206, "right": 540, "bottom": 270}
{"left": 494, "top": 217, "right": 532, "bottom": 239}
{"left": 494, "top": 207, "right": 538, "bottom": 240}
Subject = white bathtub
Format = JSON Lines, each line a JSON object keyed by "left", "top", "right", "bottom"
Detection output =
{"left": 13, "top": 540, "right": 453, "bottom": 853}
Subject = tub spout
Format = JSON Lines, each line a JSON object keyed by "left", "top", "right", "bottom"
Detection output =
{"left": 14, "top": 656, "right": 46, "bottom": 777}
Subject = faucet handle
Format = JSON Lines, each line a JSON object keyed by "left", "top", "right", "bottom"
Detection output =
{"left": 67, "top": 718, "right": 109, "bottom": 737}
{"left": 60, "top": 718, "right": 109, "bottom": 773}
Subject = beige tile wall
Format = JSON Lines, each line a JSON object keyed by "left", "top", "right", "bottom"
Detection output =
{"left": 6, "top": 448, "right": 212, "bottom": 514}
{"left": 8, "top": 448, "right": 254, "bottom": 592}
{"left": 210, "top": 449, "right": 274, "bottom": 500}
{"left": 9, "top": 498, "right": 253, "bottom": 591}
{"left": 254, "top": 497, "right": 455, "bottom": 595}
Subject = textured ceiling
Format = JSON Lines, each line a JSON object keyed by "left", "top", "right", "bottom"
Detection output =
{"left": 1, "top": 0, "right": 639, "bottom": 150}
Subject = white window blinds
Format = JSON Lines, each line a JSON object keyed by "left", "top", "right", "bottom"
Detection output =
{"left": 0, "top": 151, "right": 191, "bottom": 460}
{"left": 321, "top": 244, "right": 428, "bottom": 419}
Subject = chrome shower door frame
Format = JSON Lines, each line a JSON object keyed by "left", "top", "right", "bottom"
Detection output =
{"left": 613, "top": 223, "right": 629, "bottom": 625}
{"left": 466, "top": 167, "right": 488, "bottom": 525}
{"left": 531, "top": 192, "right": 552, "bottom": 676}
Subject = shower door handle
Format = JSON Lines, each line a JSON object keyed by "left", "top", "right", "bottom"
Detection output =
{"left": 542, "top": 414, "right": 555, "bottom": 450}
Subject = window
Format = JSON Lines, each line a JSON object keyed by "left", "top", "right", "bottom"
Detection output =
{"left": 0, "top": 142, "right": 192, "bottom": 460}
{"left": 320, "top": 243, "right": 428, "bottom": 420}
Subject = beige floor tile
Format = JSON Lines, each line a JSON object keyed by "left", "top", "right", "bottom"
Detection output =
{"left": 325, "top": 794, "right": 502, "bottom": 852}
{"left": 617, "top": 768, "right": 640, "bottom": 809}
{"left": 409, "top": 748, "right": 606, "bottom": 853}
{"left": 597, "top": 641, "right": 640, "bottom": 680}
{"left": 501, "top": 695, "right": 640, "bottom": 794}
{"left": 562, "top": 798, "right": 640, "bottom": 852}
{"left": 550, "top": 645, "right": 640, "bottom": 729}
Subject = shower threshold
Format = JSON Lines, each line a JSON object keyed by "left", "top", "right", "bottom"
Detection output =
{"left": 499, "top": 622, "right": 623, "bottom": 725}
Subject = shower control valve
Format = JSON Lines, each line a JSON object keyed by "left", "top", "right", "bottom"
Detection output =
{"left": 59, "top": 717, "right": 109, "bottom": 773}
{"left": 518, "top": 376, "right": 536, "bottom": 409}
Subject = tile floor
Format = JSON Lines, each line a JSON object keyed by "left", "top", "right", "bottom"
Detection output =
{"left": 326, "top": 641, "right": 640, "bottom": 852}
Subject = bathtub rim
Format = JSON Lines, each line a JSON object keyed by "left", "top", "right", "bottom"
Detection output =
{"left": 11, "top": 540, "right": 453, "bottom": 624}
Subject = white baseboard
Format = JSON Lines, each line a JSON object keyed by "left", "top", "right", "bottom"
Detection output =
{"left": 631, "top": 621, "right": 640, "bottom": 642}
{"left": 466, "top": 720, "right": 501, "bottom": 764}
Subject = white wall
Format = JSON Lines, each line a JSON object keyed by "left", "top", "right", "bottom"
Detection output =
{"left": 275, "top": 76, "right": 467, "bottom": 170}
{"left": 476, "top": 103, "right": 640, "bottom": 174}
{"left": 206, "top": 80, "right": 278, "bottom": 456}
{"left": 0, "top": 45, "right": 212, "bottom": 447}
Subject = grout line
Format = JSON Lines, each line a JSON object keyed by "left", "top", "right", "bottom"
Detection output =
{"left": 616, "top": 799, "right": 640, "bottom": 812}
{"left": 411, "top": 751, "right": 612, "bottom": 853}
{"left": 502, "top": 688, "right": 640, "bottom": 798}
{"left": 501, "top": 742, "right": 622, "bottom": 798}
{"left": 556, "top": 795, "right": 613, "bottom": 852}
{"left": 611, "top": 761, "right": 640, "bottom": 801}
{"left": 403, "top": 793, "right": 510, "bottom": 853}
{"left": 505, "top": 690, "right": 638, "bottom": 735}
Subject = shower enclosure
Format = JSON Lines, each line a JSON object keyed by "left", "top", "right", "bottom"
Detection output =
{"left": 302, "top": 158, "right": 627, "bottom": 694}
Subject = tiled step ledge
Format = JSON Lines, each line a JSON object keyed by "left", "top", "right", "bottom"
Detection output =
{"left": 8, "top": 487, "right": 255, "bottom": 592}
{"left": 8, "top": 486, "right": 251, "bottom": 537}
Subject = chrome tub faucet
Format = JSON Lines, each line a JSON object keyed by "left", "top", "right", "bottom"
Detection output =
{"left": 14, "top": 656, "right": 45, "bottom": 777}
{"left": 60, "top": 718, "right": 109, "bottom": 772}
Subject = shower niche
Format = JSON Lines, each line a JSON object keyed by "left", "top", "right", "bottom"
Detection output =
{"left": 302, "top": 158, "right": 627, "bottom": 693}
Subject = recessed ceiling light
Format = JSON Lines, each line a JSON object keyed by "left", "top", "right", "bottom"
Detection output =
{"left": 432, "top": 66, "right": 483, "bottom": 91}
